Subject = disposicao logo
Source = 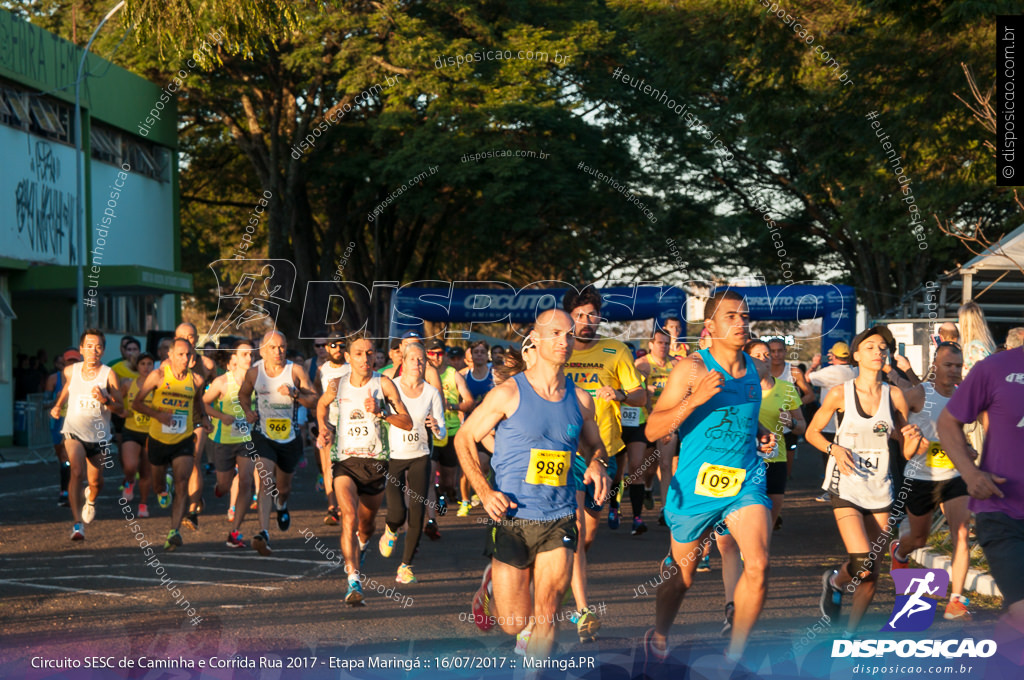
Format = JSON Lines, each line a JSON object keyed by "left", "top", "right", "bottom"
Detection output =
{"left": 883, "top": 568, "right": 948, "bottom": 632}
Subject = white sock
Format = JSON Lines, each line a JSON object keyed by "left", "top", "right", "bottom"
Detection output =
{"left": 348, "top": 572, "right": 359, "bottom": 584}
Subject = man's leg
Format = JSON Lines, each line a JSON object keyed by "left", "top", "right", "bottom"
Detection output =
{"left": 231, "top": 455, "right": 256, "bottom": 534}
{"left": 490, "top": 558, "right": 534, "bottom": 636}
{"left": 723, "top": 503, "right": 772, "bottom": 657}
{"left": 333, "top": 474, "right": 362, "bottom": 579}
{"left": 187, "top": 430, "right": 205, "bottom": 513}
{"left": 716, "top": 531, "right": 742, "bottom": 606}
{"left": 651, "top": 533, "right": 707, "bottom": 650}
{"left": 897, "top": 508, "right": 934, "bottom": 561}
{"left": 571, "top": 489, "right": 590, "bottom": 612}
{"left": 528, "top": 547, "right": 574, "bottom": 657}
{"left": 256, "top": 458, "right": 278, "bottom": 535}
{"left": 940, "top": 496, "right": 971, "bottom": 598}
{"left": 356, "top": 490, "right": 383, "bottom": 550}
{"left": 169, "top": 453, "right": 194, "bottom": 532}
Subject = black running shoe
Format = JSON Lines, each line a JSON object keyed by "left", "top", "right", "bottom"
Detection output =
{"left": 720, "top": 602, "right": 735, "bottom": 636}
{"left": 819, "top": 569, "right": 842, "bottom": 623}
{"left": 276, "top": 505, "right": 290, "bottom": 531}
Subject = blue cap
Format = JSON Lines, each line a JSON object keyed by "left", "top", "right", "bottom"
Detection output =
{"left": 401, "top": 331, "right": 421, "bottom": 339}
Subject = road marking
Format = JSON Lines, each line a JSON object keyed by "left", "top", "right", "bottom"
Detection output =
{"left": 0, "top": 563, "right": 301, "bottom": 579}
{"left": 0, "top": 578, "right": 139, "bottom": 599}
{"left": 182, "top": 552, "right": 335, "bottom": 566}
{"left": 17, "top": 575, "right": 282, "bottom": 592}
{"left": 0, "top": 476, "right": 120, "bottom": 499}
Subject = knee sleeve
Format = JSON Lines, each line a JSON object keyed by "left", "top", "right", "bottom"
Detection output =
{"left": 846, "top": 553, "right": 875, "bottom": 581}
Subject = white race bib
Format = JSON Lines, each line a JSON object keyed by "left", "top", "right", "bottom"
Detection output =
{"left": 162, "top": 410, "right": 188, "bottom": 435}
{"left": 620, "top": 405, "right": 641, "bottom": 427}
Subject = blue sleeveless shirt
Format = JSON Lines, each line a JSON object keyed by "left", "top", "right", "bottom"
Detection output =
{"left": 492, "top": 372, "right": 582, "bottom": 521}
{"left": 667, "top": 349, "right": 764, "bottom": 514}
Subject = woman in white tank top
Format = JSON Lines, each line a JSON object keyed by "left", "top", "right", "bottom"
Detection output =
{"left": 805, "top": 327, "right": 924, "bottom": 634}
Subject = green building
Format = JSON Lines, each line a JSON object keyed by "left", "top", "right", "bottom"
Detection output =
{"left": 0, "top": 10, "right": 189, "bottom": 447}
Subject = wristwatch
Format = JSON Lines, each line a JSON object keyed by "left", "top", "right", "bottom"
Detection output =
{"left": 593, "top": 456, "right": 610, "bottom": 469}
{"left": 826, "top": 443, "right": 834, "bottom": 456}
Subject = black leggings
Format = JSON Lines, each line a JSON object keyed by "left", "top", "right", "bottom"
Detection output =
{"left": 385, "top": 456, "right": 431, "bottom": 565}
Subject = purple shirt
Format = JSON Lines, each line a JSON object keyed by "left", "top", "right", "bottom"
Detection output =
{"left": 945, "top": 348, "right": 1024, "bottom": 519}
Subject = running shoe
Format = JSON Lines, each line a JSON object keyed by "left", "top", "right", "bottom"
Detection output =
{"left": 138, "top": 503, "right": 150, "bottom": 518}
{"left": 359, "top": 539, "right": 370, "bottom": 569}
{"left": 157, "top": 491, "right": 171, "bottom": 509}
{"left": 658, "top": 510, "right": 666, "bottom": 526}
{"left": 226, "top": 531, "right": 246, "bottom": 549}
{"left": 183, "top": 511, "right": 199, "bottom": 531}
{"left": 58, "top": 491, "right": 70, "bottom": 507}
{"left": 457, "top": 501, "right": 472, "bottom": 517}
{"left": 631, "top": 516, "right": 648, "bottom": 536}
{"left": 122, "top": 481, "right": 136, "bottom": 502}
{"left": 721, "top": 602, "right": 735, "bottom": 637}
{"left": 944, "top": 595, "right": 972, "bottom": 621}
{"left": 774, "top": 516, "right": 783, "bottom": 531}
{"left": 424, "top": 519, "right": 441, "bottom": 540}
{"left": 276, "top": 505, "right": 290, "bottom": 531}
{"left": 819, "top": 569, "right": 842, "bottom": 622}
{"left": 214, "top": 483, "right": 226, "bottom": 498}
{"left": 70, "top": 523, "right": 85, "bottom": 541}
{"left": 471, "top": 494, "right": 481, "bottom": 508}
{"left": 82, "top": 487, "right": 96, "bottom": 524}
{"left": 514, "top": 628, "right": 532, "bottom": 656}
{"left": 316, "top": 474, "right": 325, "bottom": 493}
{"left": 608, "top": 507, "right": 620, "bottom": 530}
{"left": 345, "top": 579, "right": 364, "bottom": 606}
{"left": 164, "top": 529, "right": 183, "bottom": 552}
{"left": 396, "top": 563, "right": 416, "bottom": 584}
{"left": 252, "top": 530, "right": 272, "bottom": 556}
{"left": 696, "top": 555, "right": 711, "bottom": 573}
{"left": 249, "top": 494, "right": 258, "bottom": 510}
{"left": 642, "top": 628, "right": 669, "bottom": 674}
{"left": 644, "top": 488, "right": 655, "bottom": 510}
{"left": 436, "top": 493, "right": 448, "bottom": 516}
{"left": 471, "top": 563, "right": 495, "bottom": 631}
{"left": 227, "top": 506, "right": 235, "bottom": 523}
{"left": 379, "top": 527, "right": 398, "bottom": 558}
{"left": 576, "top": 609, "right": 601, "bottom": 642}
{"left": 890, "top": 539, "right": 910, "bottom": 571}
{"left": 324, "top": 507, "right": 340, "bottom": 525}
{"left": 165, "top": 472, "right": 174, "bottom": 495}
{"left": 815, "top": 491, "right": 831, "bottom": 503}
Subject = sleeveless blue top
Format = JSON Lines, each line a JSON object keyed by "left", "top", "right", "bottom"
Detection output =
{"left": 667, "top": 349, "right": 764, "bottom": 514}
{"left": 492, "top": 372, "right": 582, "bottom": 521}
{"left": 464, "top": 367, "right": 494, "bottom": 400}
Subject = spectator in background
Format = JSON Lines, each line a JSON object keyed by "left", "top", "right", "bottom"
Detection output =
{"left": 108, "top": 336, "right": 141, "bottom": 380}
{"left": 448, "top": 346, "right": 466, "bottom": 372}
{"left": 1005, "top": 327, "right": 1024, "bottom": 351}
{"left": 938, "top": 322, "right": 960, "bottom": 344}
{"left": 958, "top": 301, "right": 996, "bottom": 378}
{"left": 374, "top": 347, "right": 388, "bottom": 371}
{"left": 156, "top": 337, "right": 173, "bottom": 363}
{"left": 489, "top": 345, "right": 505, "bottom": 366}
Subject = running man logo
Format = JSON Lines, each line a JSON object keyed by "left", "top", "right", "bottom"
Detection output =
{"left": 882, "top": 568, "right": 949, "bottom": 632}
{"left": 204, "top": 260, "right": 296, "bottom": 347}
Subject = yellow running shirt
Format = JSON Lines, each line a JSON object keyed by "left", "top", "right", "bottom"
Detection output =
{"left": 148, "top": 364, "right": 196, "bottom": 445}
{"left": 124, "top": 378, "right": 152, "bottom": 433}
{"left": 565, "top": 338, "right": 643, "bottom": 455}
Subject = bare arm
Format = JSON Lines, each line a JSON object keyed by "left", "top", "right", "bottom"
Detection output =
{"left": 192, "top": 373, "right": 211, "bottom": 432}
{"left": 378, "top": 375, "right": 413, "bottom": 431}
{"left": 576, "top": 389, "right": 610, "bottom": 505}
{"left": 132, "top": 370, "right": 172, "bottom": 426}
{"left": 203, "top": 376, "right": 236, "bottom": 424}
{"left": 791, "top": 367, "right": 816, "bottom": 405}
{"left": 645, "top": 354, "right": 720, "bottom": 441}
{"left": 48, "top": 366, "right": 73, "bottom": 419}
{"left": 238, "top": 367, "right": 259, "bottom": 423}
{"left": 315, "top": 378, "right": 339, "bottom": 450}
{"left": 938, "top": 408, "right": 1004, "bottom": 500}
{"left": 452, "top": 370, "right": 475, "bottom": 414}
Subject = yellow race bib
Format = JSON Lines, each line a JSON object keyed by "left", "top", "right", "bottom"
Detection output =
{"left": 926, "top": 441, "right": 955, "bottom": 470}
{"left": 265, "top": 418, "right": 292, "bottom": 441}
{"left": 525, "top": 449, "right": 571, "bottom": 487}
{"left": 695, "top": 462, "right": 747, "bottom": 498}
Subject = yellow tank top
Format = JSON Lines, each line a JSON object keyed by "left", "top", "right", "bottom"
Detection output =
{"left": 125, "top": 377, "right": 153, "bottom": 433}
{"left": 647, "top": 358, "right": 673, "bottom": 411}
{"left": 209, "top": 372, "right": 251, "bottom": 444}
{"left": 148, "top": 364, "right": 196, "bottom": 444}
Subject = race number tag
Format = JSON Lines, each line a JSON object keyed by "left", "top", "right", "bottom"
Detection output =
{"left": 77, "top": 396, "right": 101, "bottom": 411}
{"left": 162, "top": 410, "right": 188, "bottom": 435}
{"left": 620, "top": 405, "right": 641, "bottom": 427}
{"left": 265, "top": 418, "right": 292, "bottom": 441}
{"left": 230, "top": 418, "right": 249, "bottom": 438}
{"left": 525, "top": 449, "right": 571, "bottom": 487}
{"left": 133, "top": 412, "right": 150, "bottom": 428}
{"left": 926, "top": 441, "right": 955, "bottom": 470}
{"left": 694, "top": 462, "right": 746, "bottom": 498}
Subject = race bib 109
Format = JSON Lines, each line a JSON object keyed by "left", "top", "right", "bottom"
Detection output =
{"left": 694, "top": 462, "right": 746, "bottom": 498}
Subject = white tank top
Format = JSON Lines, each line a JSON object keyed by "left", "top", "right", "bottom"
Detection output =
{"left": 332, "top": 373, "right": 389, "bottom": 461}
{"left": 389, "top": 381, "right": 445, "bottom": 460}
{"left": 906, "top": 382, "right": 958, "bottom": 481}
{"left": 824, "top": 379, "right": 894, "bottom": 509}
{"left": 319, "top": 362, "right": 351, "bottom": 427}
{"left": 61, "top": 363, "right": 113, "bottom": 443}
{"left": 776, "top": 362, "right": 797, "bottom": 433}
{"left": 254, "top": 361, "right": 297, "bottom": 443}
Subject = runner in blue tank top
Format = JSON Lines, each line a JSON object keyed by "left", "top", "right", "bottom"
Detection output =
{"left": 643, "top": 290, "right": 776, "bottom": 667}
{"left": 455, "top": 309, "right": 611, "bottom": 658}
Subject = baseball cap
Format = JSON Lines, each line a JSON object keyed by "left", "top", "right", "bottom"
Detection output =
{"left": 426, "top": 340, "right": 446, "bottom": 351}
{"left": 448, "top": 346, "right": 465, "bottom": 358}
{"left": 851, "top": 326, "right": 894, "bottom": 354}
{"left": 829, "top": 341, "right": 850, "bottom": 358}
{"left": 401, "top": 331, "right": 422, "bottom": 340}
{"left": 62, "top": 349, "right": 83, "bottom": 362}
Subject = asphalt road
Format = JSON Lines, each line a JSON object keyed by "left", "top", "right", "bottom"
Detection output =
{"left": 0, "top": 443, "right": 1004, "bottom": 679}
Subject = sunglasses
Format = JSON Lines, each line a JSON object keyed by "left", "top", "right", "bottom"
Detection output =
{"left": 328, "top": 342, "right": 344, "bottom": 348}
{"left": 426, "top": 350, "right": 444, "bottom": 356}
{"left": 936, "top": 341, "right": 961, "bottom": 351}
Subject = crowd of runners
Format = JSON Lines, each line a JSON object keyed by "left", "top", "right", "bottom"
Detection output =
{"left": 41, "top": 288, "right": 1024, "bottom": 665}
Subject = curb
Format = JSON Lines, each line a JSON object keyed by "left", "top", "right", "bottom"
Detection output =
{"left": 908, "top": 545, "right": 1003, "bottom": 599}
